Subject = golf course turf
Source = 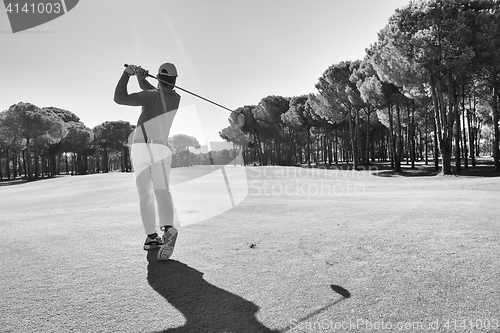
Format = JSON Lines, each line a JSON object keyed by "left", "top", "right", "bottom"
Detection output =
{"left": 1, "top": 163, "right": 499, "bottom": 332}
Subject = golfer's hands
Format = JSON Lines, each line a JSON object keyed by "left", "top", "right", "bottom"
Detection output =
{"left": 135, "top": 67, "right": 148, "bottom": 80}
{"left": 124, "top": 64, "right": 139, "bottom": 76}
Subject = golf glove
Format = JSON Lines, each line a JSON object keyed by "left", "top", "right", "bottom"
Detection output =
{"left": 124, "top": 64, "right": 139, "bottom": 76}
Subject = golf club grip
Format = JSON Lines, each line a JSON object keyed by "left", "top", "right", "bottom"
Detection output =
{"left": 124, "top": 63, "right": 162, "bottom": 80}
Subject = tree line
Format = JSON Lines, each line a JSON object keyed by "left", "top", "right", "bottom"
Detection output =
{"left": 220, "top": 0, "right": 500, "bottom": 175}
{"left": 0, "top": 103, "right": 235, "bottom": 181}
{"left": 0, "top": 103, "right": 132, "bottom": 180}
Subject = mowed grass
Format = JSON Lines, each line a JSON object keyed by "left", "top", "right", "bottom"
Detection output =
{"left": 0, "top": 165, "right": 499, "bottom": 333}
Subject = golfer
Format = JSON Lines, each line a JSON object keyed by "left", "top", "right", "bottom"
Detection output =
{"left": 114, "top": 63, "right": 180, "bottom": 260}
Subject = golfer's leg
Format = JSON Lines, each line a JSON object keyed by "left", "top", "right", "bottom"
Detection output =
{"left": 151, "top": 159, "right": 174, "bottom": 227}
{"left": 156, "top": 189, "right": 174, "bottom": 227}
{"left": 131, "top": 142, "right": 158, "bottom": 235}
{"left": 135, "top": 167, "right": 157, "bottom": 235}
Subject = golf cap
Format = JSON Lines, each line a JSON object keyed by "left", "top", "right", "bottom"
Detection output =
{"left": 158, "top": 63, "right": 178, "bottom": 77}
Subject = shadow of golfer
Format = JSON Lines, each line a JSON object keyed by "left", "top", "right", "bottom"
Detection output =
{"left": 146, "top": 252, "right": 279, "bottom": 333}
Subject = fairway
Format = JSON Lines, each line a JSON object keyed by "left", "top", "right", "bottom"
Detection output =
{"left": 1, "top": 166, "right": 499, "bottom": 332}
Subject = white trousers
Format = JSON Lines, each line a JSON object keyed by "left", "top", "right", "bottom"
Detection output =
{"left": 131, "top": 143, "right": 173, "bottom": 235}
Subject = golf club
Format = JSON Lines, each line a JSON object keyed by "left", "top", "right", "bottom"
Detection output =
{"left": 123, "top": 64, "right": 245, "bottom": 127}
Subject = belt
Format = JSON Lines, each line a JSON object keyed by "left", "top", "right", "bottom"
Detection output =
{"left": 147, "top": 139, "right": 168, "bottom": 145}
{"left": 132, "top": 139, "right": 169, "bottom": 145}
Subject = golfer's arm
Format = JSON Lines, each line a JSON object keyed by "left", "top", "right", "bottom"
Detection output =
{"left": 138, "top": 77, "right": 155, "bottom": 91}
{"left": 114, "top": 72, "right": 141, "bottom": 106}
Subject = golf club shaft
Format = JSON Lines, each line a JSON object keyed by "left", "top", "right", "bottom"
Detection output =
{"left": 124, "top": 64, "right": 235, "bottom": 113}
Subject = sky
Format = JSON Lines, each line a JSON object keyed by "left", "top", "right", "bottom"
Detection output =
{"left": 0, "top": 0, "right": 408, "bottom": 145}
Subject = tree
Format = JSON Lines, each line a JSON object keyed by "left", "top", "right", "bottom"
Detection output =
{"left": 43, "top": 106, "right": 80, "bottom": 123}
{"left": 2, "top": 102, "right": 62, "bottom": 180}
{"left": 219, "top": 124, "right": 248, "bottom": 148}
{"left": 235, "top": 105, "right": 267, "bottom": 165}
{"left": 282, "top": 95, "right": 322, "bottom": 166}
{"left": 93, "top": 121, "right": 133, "bottom": 173}
{"left": 60, "top": 122, "right": 92, "bottom": 175}
{"left": 0, "top": 110, "right": 24, "bottom": 179}
{"left": 350, "top": 59, "right": 387, "bottom": 165}
{"left": 472, "top": 0, "right": 500, "bottom": 170}
{"left": 368, "top": 12, "right": 433, "bottom": 172}
{"left": 372, "top": 0, "right": 478, "bottom": 174}
{"left": 254, "top": 95, "right": 290, "bottom": 165}
{"left": 315, "top": 61, "right": 366, "bottom": 169}
{"left": 169, "top": 134, "right": 200, "bottom": 167}
{"left": 43, "top": 107, "right": 81, "bottom": 176}
{"left": 219, "top": 122, "right": 249, "bottom": 165}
